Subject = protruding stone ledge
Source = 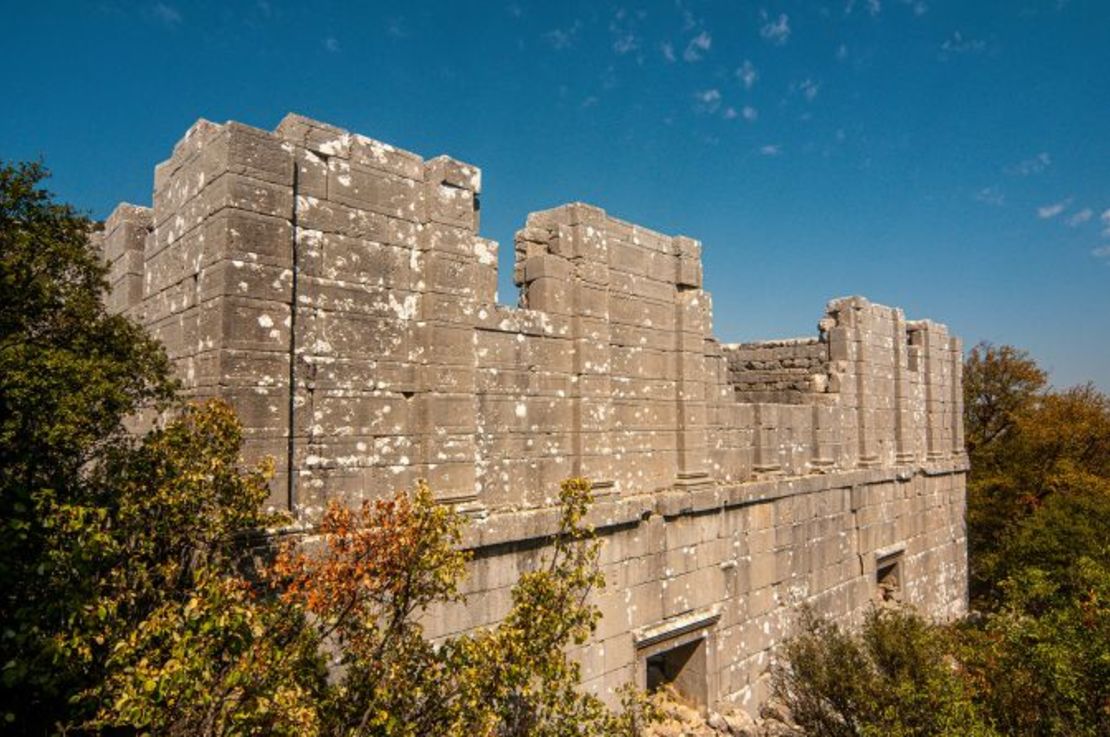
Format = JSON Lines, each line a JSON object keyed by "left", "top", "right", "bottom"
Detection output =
{"left": 454, "top": 462, "right": 969, "bottom": 552}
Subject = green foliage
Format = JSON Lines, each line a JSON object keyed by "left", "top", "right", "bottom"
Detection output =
{"left": 963, "top": 342, "right": 1047, "bottom": 470}
{"left": 988, "top": 477, "right": 1110, "bottom": 606}
{"left": 89, "top": 567, "right": 324, "bottom": 736}
{"left": 955, "top": 558, "right": 1110, "bottom": 737}
{"left": 63, "top": 401, "right": 301, "bottom": 729}
{"left": 963, "top": 342, "right": 1110, "bottom": 607}
{"left": 0, "top": 161, "right": 177, "bottom": 730}
{"left": 771, "top": 606, "right": 997, "bottom": 737}
{"left": 86, "top": 474, "right": 652, "bottom": 737}
{"left": 960, "top": 384, "right": 1110, "bottom": 737}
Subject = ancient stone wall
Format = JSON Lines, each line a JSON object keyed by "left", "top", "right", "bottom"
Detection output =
{"left": 101, "top": 113, "right": 969, "bottom": 715}
{"left": 723, "top": 337, "right": 830, "bottom": 404}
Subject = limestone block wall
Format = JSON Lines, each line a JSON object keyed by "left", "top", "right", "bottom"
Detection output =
{"left": 100, "top": 204, "right": 150, "bottom": 319}
{"left": 103, "top": 113, "right": 969, "bottom": 715}
{"left": 423, "top": 466, "right": 968, "bottom": 712}
{"left": 722, "top": 338, "right": 830, "bottom": 403}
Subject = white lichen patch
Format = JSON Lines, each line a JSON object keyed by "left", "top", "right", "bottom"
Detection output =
{"left": 316, "top": 133, "right": 351, "bottom": 157}
{"left": 296, "top": 195, "right": 320, "bottom": 211}
{"left": 474, "top": 240, "right": 497, "bottom": 266}
{"left": 388, "top": 293, "right": 418, "bottom": 320}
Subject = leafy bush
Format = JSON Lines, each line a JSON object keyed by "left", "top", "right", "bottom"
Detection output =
{"left": 770, "top": 606, "right": 997, "bottom": 737}
{"left": 0, "top": 161, "right": 177, "bottom": 729}
{"left": 955, "top": 557, "right": 1110, "bottom": 737}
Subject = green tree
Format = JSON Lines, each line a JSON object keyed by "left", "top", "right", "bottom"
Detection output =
{"left": 963, "top": 343, "right": 1110, "bottom": 607}
{"left": 65, "top": 400, "right": 314, "bottom": 735}
{"left": 989, "top": 476, "right": 1110, "bottom": 604}
{"left": 0, "top": 161, "right": 176, "bottom": 729}
{"left": 956, "top": 558, "right": 1110, "bottom": 737}
{"left": 769, "top": 606, "right": 996, "bottom": 737}
{"left": 1005, "top": 384, "right": 1110, "bottom": 491}
{"left": 959, "top": 345, "right": 1110, "bottom": 736}
{"left": 963, "top": 342, "right": 1047, "bottom": 470}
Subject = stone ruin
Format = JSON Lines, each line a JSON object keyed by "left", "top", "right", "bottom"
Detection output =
{"left": 99, "top": 113, "right": 969, "bottom": 715}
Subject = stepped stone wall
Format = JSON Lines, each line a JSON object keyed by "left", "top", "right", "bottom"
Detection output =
{"left": 101, "top": 113, "right": 969, "bottom": 715}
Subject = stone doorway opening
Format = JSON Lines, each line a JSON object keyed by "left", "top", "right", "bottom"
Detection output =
{"left": 634, "top": 608, "right": 720, "bottom": 712}
{"left": 645, "top": 637, "right": 708, "bottom": 706}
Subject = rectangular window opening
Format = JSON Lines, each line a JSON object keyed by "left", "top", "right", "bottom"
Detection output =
{"left": 876, "top": 550, "right": 904, "bottom": 603}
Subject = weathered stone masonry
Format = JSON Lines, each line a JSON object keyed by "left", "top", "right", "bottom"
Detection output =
{"left": 100, "top": 113, "right": 968, "bottom": 714}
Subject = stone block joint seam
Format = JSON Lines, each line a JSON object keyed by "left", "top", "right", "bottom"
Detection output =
{"left": 287, "top": 162, "right": 300, "bottom": 514}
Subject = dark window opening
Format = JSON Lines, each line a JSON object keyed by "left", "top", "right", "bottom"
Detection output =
{"left": 876, "top": 551, "right": 904, "bottom": 603}
{"left": 645, "top": 638, "right": 708, "bottom": 706}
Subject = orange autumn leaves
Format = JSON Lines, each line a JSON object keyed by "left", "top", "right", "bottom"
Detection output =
{"left": 274, "top": 483, "right": 469, "bottom": 624}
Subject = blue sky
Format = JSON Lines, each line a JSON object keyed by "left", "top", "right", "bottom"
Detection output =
{"left": 3, "top": 0, "right": 1108, "bottom": 389}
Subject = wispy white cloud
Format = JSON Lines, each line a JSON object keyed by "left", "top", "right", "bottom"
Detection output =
{"left": 680, "top": 4, "right": 698, "bottom": 32}
{"left": 386, "top": 17, "right": 408, "bottom": 38}
{"left": 151, "top": 2, "right": 182, "bottom": 25}
{"left": 974, "top": 187, "right": 1005, "bottom": 207}
{"left": 799, "top": 78, "right": 820, "bottom": 101}
{"left": 1037, "top": 198, "right": 1071, "bottom": 219}
{"left": 759, "top": 144, "right": 783, "bottom": 156}
{"left": 323, "top": 36, "right": 341, "bottom": 53}
{"left": 661, "top": 41, "right": 676, "bottom": 62}
{"left": 1102, "top": 209, "right": 1110, "bottom": 237}
{"left": 613, "top": 33, "right": 639, "bottom": 54}
{"left": 836, "top": 44, "right": 848, "bottom": 61}
{"left": 1005, "top": 152, "right": 1051, "bottom": 176}
{"left": 737, "top": 60, "right": 757, "bottom": 89}
{"left": 720, "top": 105, "right": 755, "bottom": 123}
{"left": 844, "top": 0, "right": 881, "bottom": 15}
{"left": 610, "top": 7, "right": 642, "bottom": 56}
{"left": 599, "top": 64, "right": 618, "bottom": 90}
{"left": 694, "top": 88, "right": 722, "bottom": 114}
{"left": 759, "top": 12, "right": 790, "bottom": 45}
{"left": 1066, "top": 208, "right": 1093, "bottom": 226}
{"left": 940, "top": 31, "right": 987, "bottom": 59}
{"left": 684, "top": 30, "right": 712, "bottom": 62}
{"left": 1092, "top": 244, "right": 1110, "bottom": 261}
{"left": 545, "top": 21, "right": 581, "bottom": 50}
